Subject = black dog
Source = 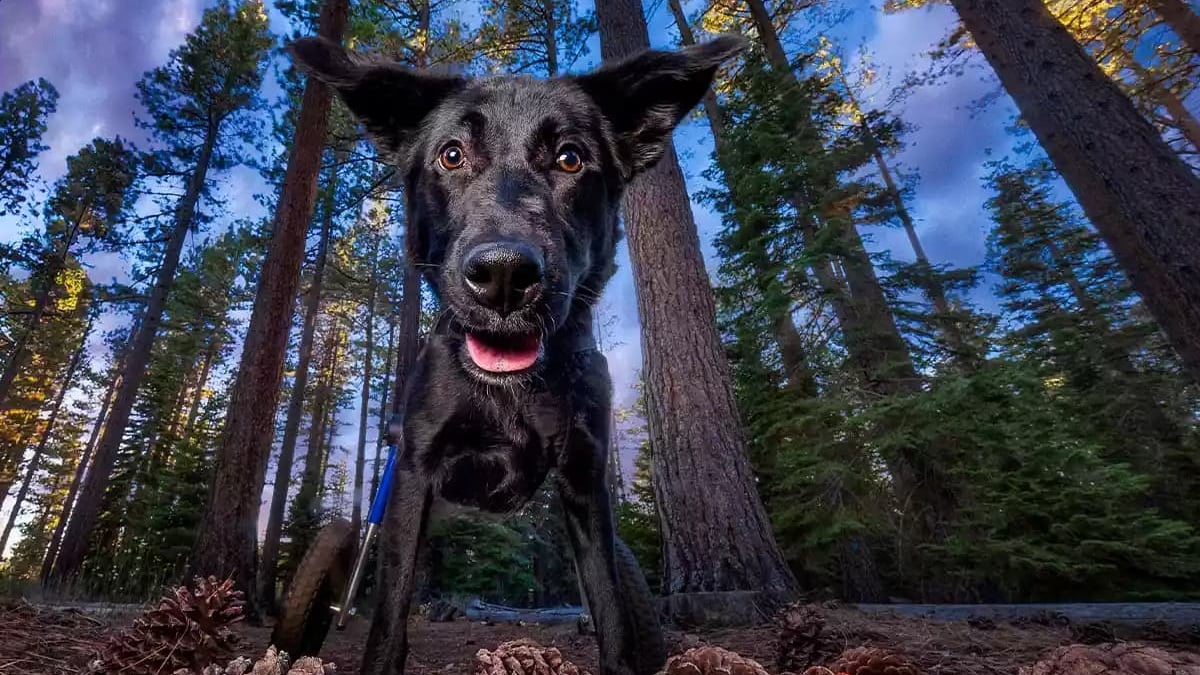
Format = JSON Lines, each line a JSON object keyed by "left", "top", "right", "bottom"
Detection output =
{"left": 291, "top": 33, "right": 745, "bottom": 675}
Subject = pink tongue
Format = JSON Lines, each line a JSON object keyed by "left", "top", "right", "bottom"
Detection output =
{"left": 465, "top": 333, "right": 540, "bottom": 373}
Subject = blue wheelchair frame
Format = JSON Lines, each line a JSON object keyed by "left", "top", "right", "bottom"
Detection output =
{"left": 330, "top": 420, "right": 400, "bottom": 629}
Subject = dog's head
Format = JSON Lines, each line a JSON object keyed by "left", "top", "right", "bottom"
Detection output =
{"left": 291, "top": 36, "right": 744, "bottom": 381}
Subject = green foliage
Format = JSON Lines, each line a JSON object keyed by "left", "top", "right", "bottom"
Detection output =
{"left": 427, "top": 514, "right": 536, "bottom": 605}
{"left": 614, "top": 443, "right": 661, "bottom": 593}
{"left": 0, "top": 78, "right": 58, "bottom": 216}
{"left": 475, "top": 0, "right": 595, "bottom": 75}
{"left": 82, "top": 229, "right": 259, "bottom": 597}
{"left": 707, "top": 40, "right": 1200, "bottom": 602}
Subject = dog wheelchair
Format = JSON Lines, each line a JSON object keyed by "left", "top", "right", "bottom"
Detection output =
{"left": 270, "top": 416, "right": 404, "bottom": 656}
{"left": 270, "top": 415, "right": 663, "bottom": 662}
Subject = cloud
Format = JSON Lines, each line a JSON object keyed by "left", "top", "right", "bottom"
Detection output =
{"left": 854, "top": 4, "right": 1020, "bottom": 278}
{"left": 0, "top": 0, "right": 204, "bottom": 179}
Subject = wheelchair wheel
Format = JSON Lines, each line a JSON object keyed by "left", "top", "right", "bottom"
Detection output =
{"left": 271, "top": 518, "right": 356, "bottom": 658}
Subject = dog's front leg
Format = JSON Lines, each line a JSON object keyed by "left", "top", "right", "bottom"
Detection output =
{"left": 360, "top": 467, "right": 432, "bottom": 675}
{"left": 557, "top": 403, "right": 663, "bottom": 675}
{"left": 558, "top": 470, "right": 637, "bottom": 675}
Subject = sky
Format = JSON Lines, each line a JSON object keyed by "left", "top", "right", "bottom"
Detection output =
{"left": 0, "top": 0, "right": 1035, "bottom": 543}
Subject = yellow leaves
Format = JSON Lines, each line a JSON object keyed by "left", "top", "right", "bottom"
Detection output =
{"left": 237, "top": 0, "right": 269, "bottom": 27}
{"left": 881, "top": 0, "right": 939, "bottom": 12}
{"left": 54, "top": 267, "right": 87, "bottom": 313}
{"left": 1043, "top": 374, "right": 1067, "bottom": 391}
{"left": 700, "top": 0, "right": 742, "bottom": 35}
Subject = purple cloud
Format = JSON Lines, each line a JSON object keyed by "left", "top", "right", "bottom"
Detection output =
{"left": 0, "top": 0, "right": 204, "bottom": 179}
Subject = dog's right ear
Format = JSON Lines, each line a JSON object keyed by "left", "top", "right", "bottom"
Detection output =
{"left": 289, "top": 37, "right": 465, "bottom": 157}
{"left": 573, "top": 34, "right": 747, "bottom": 178}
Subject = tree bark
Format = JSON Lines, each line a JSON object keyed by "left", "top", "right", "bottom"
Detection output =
{"left": 50, "top": 119, "right": 218, "bottom": 584}
{"left": 40, "top": 343, "right": 125, "bottom": 583}
{"left": 257, "top": 157, "right": 337, "bottom": 614}
{"left": 948, "top": 0, "right": 1200, "bottom": 385}
{"left": 185, "top": 0, "right": 349, "bottom": 617}
{"left": 181, "top": 342, "right": 217, "bottom": 440}
{"left": 594, "top": 0, "right": 798, "bottom": 604}
{"left": 1150, "top": 0, "right": 1200, "bottom": 55}
{"left": 352, "top": 276, "right": 377, "bottom": 534}
{"left": 372, "top": 315, "right": 396, "bottom": 501}
{"left": 668, "top": 0, "right": 820, "bottom": 398}
{"left": 0, "top": 314, "right": 91, "bottom": 559}
{"left": 831, "top": 63, "right": 977, "bottom": 369}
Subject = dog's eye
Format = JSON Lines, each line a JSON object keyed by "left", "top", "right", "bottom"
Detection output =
{"left": 439, "top": 144, "right": 466, "bottom": 171}
{"left": 555, "top": 145, "right": 583, "bottom": 173}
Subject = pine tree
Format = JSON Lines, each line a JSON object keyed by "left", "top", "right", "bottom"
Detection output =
{"left": 944, "top": 0, "right": 1200, "bottom": 384}
{"left": 593, "top": 0, "right": 798, "bottom": 611}
{"left": 0, "top": 78, "right": 58, "bottom": 216}
{"left": 475, "top": 0, "right": 594, "bottom": 76}
{"left": 0, "top": 310, "right": 94, "bottom": 558}
{"left": 52, "top": 0, "right": 271, "bottom": 584}
{"left": 985, "top": 160, "right": 1199, "bottom": 523}
{"left": 74, "top": 229, "right": 254, "bottom": 597}
{"left": 0, "top": 137, "right": 136, "bottom": 414}
{"left": 187, "top": 0, "right": 348, "bottom": 613}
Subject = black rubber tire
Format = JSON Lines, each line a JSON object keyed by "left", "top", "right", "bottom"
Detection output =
{"left": 614, "top": 536, "right": 667, "bottom": 675}
{"left": 271, "top": 519, "right": 356, "bottom": 658}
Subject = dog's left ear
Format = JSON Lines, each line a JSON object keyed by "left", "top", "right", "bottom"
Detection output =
{"left": 289, "top": 37, "right": 465, "bottom": 157}
{"left": 573, "top": 34, "right": 747, "bottom": 178}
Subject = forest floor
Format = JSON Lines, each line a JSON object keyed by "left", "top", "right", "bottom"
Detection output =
{"left": 3, "top": 597, "right": 1200, "bottom": 675}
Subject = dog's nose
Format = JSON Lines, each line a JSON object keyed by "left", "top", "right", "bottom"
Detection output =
{"left": 461, "top": 241, "right": 544, "bottom": 314}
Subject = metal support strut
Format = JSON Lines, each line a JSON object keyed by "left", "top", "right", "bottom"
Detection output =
{"left": 332, "top": 414, "right": 403, "bottom": 629}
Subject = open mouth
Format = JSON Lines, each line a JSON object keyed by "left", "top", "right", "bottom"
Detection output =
{"left": 464, "top": 331, "right": 542, "bottom": 373}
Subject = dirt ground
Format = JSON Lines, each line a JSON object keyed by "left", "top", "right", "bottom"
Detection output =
{"left": 3, "top": 597, "right": 1200, "bottom": 675}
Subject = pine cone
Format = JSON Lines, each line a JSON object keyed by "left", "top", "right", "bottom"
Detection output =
{"left": 92, "top": 576, "right": 245, "bottom": 675}
{"left": 657, "top": 646, "right": 769, "bottom": 675}
{"left": 776, "top": 603, "right": 836, "bottom": 672}
{"left": 828, "top": 647, "right": 921, "bottom": 675}
{"left": 799, "top": 668, "right": 846, "bottom": 675}
{"left": 474, "top": 639, "right": 590, "bottom": 675}
{"left": 1018, "top": 643, "right": 1200, "bottom": 675}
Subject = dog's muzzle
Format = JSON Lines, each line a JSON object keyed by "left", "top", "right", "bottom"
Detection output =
{"left": 459, "top": 239, "right": 546, "bottom": 374}
{"left": 461, "top": 240, "right": 544, "bottom": 315}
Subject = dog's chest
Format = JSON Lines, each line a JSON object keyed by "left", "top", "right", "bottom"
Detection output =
{"left": 432, "top": 406, "right": 558, "bottom": 513}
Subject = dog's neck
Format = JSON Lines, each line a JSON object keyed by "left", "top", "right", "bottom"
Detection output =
{"left": 553, "top": 306, "right": 597, "bottom": 355}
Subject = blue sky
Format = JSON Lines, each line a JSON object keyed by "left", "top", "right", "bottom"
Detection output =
{"left": 0, "top": 0, "right": 1034, "bottom": 539}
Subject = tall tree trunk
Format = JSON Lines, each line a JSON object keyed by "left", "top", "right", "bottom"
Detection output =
{"left": 1150, "top": 0, "right": 1200, "bottom": 55}
{"left": 186, "top": 0, "right": 350, "bottom": 616}
{"left": 41, "top": 345, "right": 125, "bottom": 583}
{"left": 948, "top": 0, "right": 1200, "bottom": 384}
{"left": 295, "top": 321, "right": 341, "bottom": 521}
{"left": 828, "top": 63, "right": 976, "bottom": 369}
{"left": 667, "top": 0, "right": 820, "bottom": 398}
{"left": 594, "top": 0, "right": 797, "bottom": 606}
{"left": 181, "top": 342, "right": 218, "bottom": 440}
{"left": 352, "top": 277, "right": 377, "bottom": 534}
{"left": 257, "top": 158, "right": 337, "bottom": 614}
{"left": 0, "top": 314, "right": 92, "bottom": 559}
{"left": 51, "top": 121, "right": 218, "bottom": 584}
{"left": 372, "top": 315, "right": 396, "bottom": 501}
{"left": 1123, "top": 56, "right": 1200, "bottom": 154}
{"left": 543, "top": 0, "right": 558, "bottom": 76}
